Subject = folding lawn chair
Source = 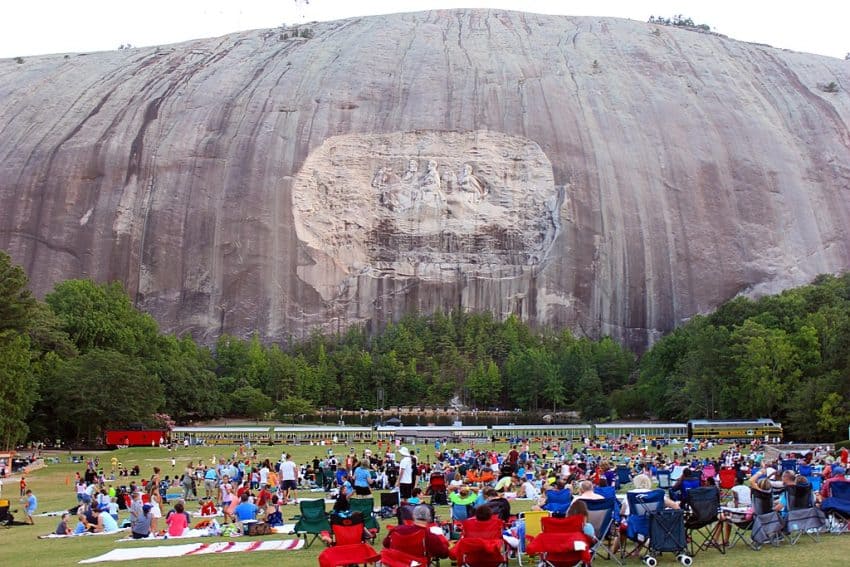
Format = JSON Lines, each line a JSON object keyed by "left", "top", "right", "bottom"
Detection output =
{"left": 750, "top": 488, "right": 784, "bottom": 548}
{"left": 616, "top": 466, "right": 632, "bottom": 488}
{"left": 785, "top": 483, "right": 826, "bottom": 544}
{"left": 656, "top": 469, "right": 672, "bottom": 490}
{"left": 516, "top": 510, "right": 548, "bottom": 566}
{"left": 622, "top": 489, "right": 665, "bottom": 561}
{"left": 318, "top": 514, "right": 381, "bottom": 567}
{"left": 452, "top": 537, "right": 509, "bottom": 567}
{"left": 294, "top": 498, "right": 331, "bottom": 547}
{"left": 820, "top": 480, "right": 850, "bottom": 535}
{"left": 583, "top": 497, "right": 622, "bottom": 565}
{"left": 350, "top": 496, "right": 380, "bottom": 538}
{"left": 683, "top": 486, "right": 724, "bottom": 556}
{"left": 721, "top": 506, "right": 756, "bottom": 550}
{"left": 527, "top": 515, "right": 592, "bottom": 567}
{"left": 718, "top": 467, "right": 737, "bottom": 501}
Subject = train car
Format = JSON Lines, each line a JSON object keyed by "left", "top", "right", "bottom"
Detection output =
{"left": 376, "top": 425, "right": 490, "bottom": 443}
{"left": 171, "top": 426, "right": 272, "bottom": 445}
{"left": 105, "top": 430, "right": 168, "bottom": 447}
{"left": 490, "top": 424, "right": 593, "bottom": 442}
{"left": 593, "top": 423, "right": 688, "bottom": 441}
{"left": 272, "top": 426, "right": 374, "bottom": 445}
{"left": 687, "top": 419, "right": 783, "bottom": 441}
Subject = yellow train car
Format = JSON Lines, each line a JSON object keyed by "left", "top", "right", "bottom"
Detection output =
{"left": 687, "top": 419, "right": 783, "bottom": 440}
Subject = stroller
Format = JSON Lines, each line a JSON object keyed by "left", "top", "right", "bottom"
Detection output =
{"left": 427, "top": 472, "right": 448, "bottom": 505}
{"left": 0, "top": 500, "right": 13, "bottom": 527}
{"left": 645, "top": 509, "right": 693, "bottom": 567}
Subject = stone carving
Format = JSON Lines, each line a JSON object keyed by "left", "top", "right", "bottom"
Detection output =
{"left": 292, "top": 130, "right": 560, "bottom": 300}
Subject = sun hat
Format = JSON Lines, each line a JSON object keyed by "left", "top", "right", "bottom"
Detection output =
{"left": 399, "top": 447, "right": 410, "bottom": 457}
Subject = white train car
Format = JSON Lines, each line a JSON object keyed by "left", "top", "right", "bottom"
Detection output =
{"left": 171, "top": 426, "right": 271, "bottom": 445}
{"left": 491, "top": 424, "right": 593, "bottom": 442}
{"left": 376, "top": 425, "right": 490, "bottom": 443}
{"left": 594, "top": 422, "right": 688, "bottom": 440}
{"left": 273, "top": 426, "right": 374, "bottom": 444}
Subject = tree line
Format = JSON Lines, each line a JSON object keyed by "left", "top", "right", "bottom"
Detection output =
{"left": 1, "top": 250, "right": 848, "bottom": 447}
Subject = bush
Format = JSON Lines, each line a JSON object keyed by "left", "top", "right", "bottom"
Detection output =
{"left": 14, "top": 57, "right": 23, "bottom": 64}
{"left": 820, "top": 81, "right": 840, "bottom": 93}
{"left": 835, "top": 440, "right": 850, "bottom": 451}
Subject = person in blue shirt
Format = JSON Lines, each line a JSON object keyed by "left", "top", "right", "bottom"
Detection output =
{"left": 233, "top": 492, "right": 259, "bottom": 522}
{"left": 24, "top": 489, "right": 37, "bottom": 524}
{"left": 353, "top": 459, "right": 373, "bottom": 496}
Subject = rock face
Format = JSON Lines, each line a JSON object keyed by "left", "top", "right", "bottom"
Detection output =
{"left": 1, "top": 10, "right": 849, "bottom": 349}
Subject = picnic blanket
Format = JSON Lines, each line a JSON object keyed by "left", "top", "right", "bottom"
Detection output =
{"left": 37, "top": 510, "right": 73, "bottom": 518}
{"left": 39, "top": 529, "right": 128, "bottom": 539}
{"left": 114, "top": 524, "right": 295, "bottom": 542}
{"left": 79, "top": 539, "right": 304, "bottom": 563}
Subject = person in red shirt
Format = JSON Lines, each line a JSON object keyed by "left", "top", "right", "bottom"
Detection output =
{"left": 840, "top": 447, "right": 849, "bottom": 467}
{"left": 20, "top": 476, "right": 27, "bottom": 496}
{"left": 256, "top": 485, "right": 272, "bottom": 508}
{"left": 200, "top": 497, "right": 217, "bottom": 516}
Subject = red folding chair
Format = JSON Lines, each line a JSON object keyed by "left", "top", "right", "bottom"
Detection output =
{"left": 528, "top": 515, "right": 592, "bottom": 567}
{"left": 318, "top": 518, "right": 381, "bottom": 567}
{"left": 453, "top": 537, "right": 508, "bottom": 567}
{"left": 379, "top": 547, "right": 428, "bottom": 567}
{"left": 718, "top": 467, "right": 737, "bottom": 501}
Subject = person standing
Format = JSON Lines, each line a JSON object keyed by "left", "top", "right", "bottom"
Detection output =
{"left": 397, "top": 447, "right": 414, "bottom": 500}
{"left": 280, "top": 454, "right": 299, "bottom": 504}
{"left": 23, "top": 489, "right": 37, "bottom": 524}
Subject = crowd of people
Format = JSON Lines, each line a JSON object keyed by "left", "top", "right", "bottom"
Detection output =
{"left": 52, "top": 435, "right": 849, "bottom": 558}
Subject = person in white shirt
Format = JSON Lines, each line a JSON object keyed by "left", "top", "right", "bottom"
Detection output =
{"left": 259, "top": 464, "right": 270, "bottom": 488}
{"left": 397, "top": 447, "right": 414, "bottom": 499}
{"left": 279, "top": 454, "right": 299, "bottom": 504}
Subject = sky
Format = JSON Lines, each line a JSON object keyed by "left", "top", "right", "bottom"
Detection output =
{"left": 2, "top": 1, "right": 848, "bottom": 60}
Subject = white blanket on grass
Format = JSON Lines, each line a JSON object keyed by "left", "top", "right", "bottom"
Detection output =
{"left": 113, "top": 524, "right": 295, "bottom": 542}
{"left": 39, "top": 529, "right": 127, "bottom": 539}
{"left": 79, "top": 539, "right": 304, "bottom": 563}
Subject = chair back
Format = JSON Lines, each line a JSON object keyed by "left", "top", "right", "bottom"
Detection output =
{"left": 451, "top": 502, "right": 472, "bottom": 522}
{"left": 785, "top": 483, "right": 813, "bottom": 511}
{"left": 349, "top": 497, "right": 378, "bottom": 530}
{"left": 542, "top": 488, "right": 572, "bottom": 515}
{"left": 797, "top": 464, "right": 812, "bottom": 477}
{"left": 331, "top": 514, "right": 366, "bottom": 546}
{"left": 625, "top": 489, "right": 664, "bottom": 540}
{"left": 582, "top": 497, "right": 615, "bottom": 540}
{"left": 656, "top": 469, "right": 672, "bottom": 489}
{"left": 718, "top": 467, "right": 737, "bottom": 490}
{"left": 428, "top": 473, "right": 446, "bottom": 491}
{"left": 389, "top": 526, "right": 428, "bottom": 558}
{"left": 461, "top": 517, "right": 503, "bottom": 540}
{"left": 542, "top": 514, "right": 584, "bottom": 534}
{"left": 520, "top": 510, "right": 548, "bottom": 538}
{"left": 593, "top": 486, "right": 621, "bottom": 522}
{"left": 702, "top": 464, "right": 717, "bottom": 480}
{"left": 616, "top": 466, "right": 632, "bottom": 487}
{"left": 750, "top": 488, "right": 775, "bottom": 516}
{"left": 680, "top": 477, "right": 701, "bottom": 500}
{"left": 381, "top": 491, "right": 401, "bottom": 508}
{"left": 684, "top": 486, "right": 720, "bottom": 528}
{"left": 301, "top": 498, "right": 328, "bottom": 520}
{"left": 829, "top": 480, "right": 850, "bottom": 500}
{"left": 454, "top": 537, "right": 506, "bottom": 567}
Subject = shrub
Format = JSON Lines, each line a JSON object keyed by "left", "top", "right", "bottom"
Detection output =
{"left": 14, "top": 56, "right": 24, "bottom": 64}
{"left": 834, "top": 440, "right": 850, "bottom": 451}
{"left": 820, "top": 81, "right": 840, "bottom": 93}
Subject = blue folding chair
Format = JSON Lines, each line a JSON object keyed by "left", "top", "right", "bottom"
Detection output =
{"left": 622, "top": 489, "right": 666, "bottom": 560}
{"left": 656, "top": 469, "right": 672, "bottom": 490}
{"left": 585, "top": 497, "right": 622, "bottom": 565}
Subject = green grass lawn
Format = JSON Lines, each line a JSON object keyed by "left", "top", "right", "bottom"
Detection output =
{"left": 3, "top": 442, "right": 847, "bottom": 566}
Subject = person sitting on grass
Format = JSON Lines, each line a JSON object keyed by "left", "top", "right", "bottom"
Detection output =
{"left": 166, "top": 501, "right": 190, "bottom": 537}
{"left": 200, "top": 496, "right": 217, "bottom": 516}
{"left": 131, "top": 504, "right": 153, "bottom": 539}
{"left": 54, "top": 512, "right": 72, "bottom": 535}
{"left": 233, "top": 492, "right": 260, "bottom": 523}
{"left": 93, "top": 505, "right": 119, "bottom": 533}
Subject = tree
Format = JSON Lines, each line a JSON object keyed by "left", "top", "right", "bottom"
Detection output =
{"left": 0, "top": 333, "right": 37, "bottom": 449}
{"left": 577, "top": 368, "right": 610, "bottom": 421}
{"left": 46, "top": 279, "right": 159, "bottom": 355}
{"left": 275, "top": 396, "right": 316, "bottom": 419}
{"left": 0, "top": 250, "right": 37, "bottom": 334}
{"left": 229, "top": 386, "right": 273, "bottom": 419}
{"left": 148, "top": 336, "right": 224, "bottom": 421}
{"left": 47, "top": 350, "right": 163, "bottom": 442}
{"left": 466, "top": 360, "right": 501, "bottom": 407}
